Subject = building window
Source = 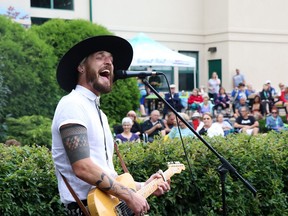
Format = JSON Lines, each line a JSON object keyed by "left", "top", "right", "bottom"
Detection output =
{"left": 31, "top": 17, "right": 50, "bottom": 25}
{"left": 178, "top": 51, "right": 198, "bottom": 91}
{"left": 31, "top": 0, "right": 73, "bottom": 10}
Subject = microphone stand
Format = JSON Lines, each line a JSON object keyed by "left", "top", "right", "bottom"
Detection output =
{"left": 142, "top": 78, "right": 257, "bottom": 216}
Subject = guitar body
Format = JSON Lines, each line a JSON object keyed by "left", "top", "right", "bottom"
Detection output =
{"left": 87, "top": 162, "right": 185, "bottom": 216}
{"left": 87, "top": 173, "right": 135, "bottom": 216}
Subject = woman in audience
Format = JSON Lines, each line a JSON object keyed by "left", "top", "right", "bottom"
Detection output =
{"left": 213, "top": 87, "right": 231, "bottom": 115}
{"left": 199, "top": 96, "right": 214, "bottom": 115}
{"left": 115, "top": 117, "right": 140, "bottom": 143}
{"left": 215, "top": 113, "right": 233, "bottom": 136}
{"left": 251, "top": 95, "right": 264, "bottom": 120}
{"left": 188, "top": 88, "right": 203, "bottom": 111}
{"left": 196, "top": 112, "right": 224, "bottom": 137}
{"left": 279, "top": 86, "right": 288, "bottom": 121}
{"left": 126, "top": 110, "right": 142, "bottom": 136}
{"left": 168, "top": 113, "right": 195, "bottom": 139}
{"left": 208, "top": 72, "right": 221, "bottom": 99}
{"left": 265, "top": 107, "right": 288, "bottom": 132}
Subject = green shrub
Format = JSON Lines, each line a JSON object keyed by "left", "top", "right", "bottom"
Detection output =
{"left": 3, "top": 115, "right": 52, "bottom": 148}
{"left": 1, "top": 132, "right": 288, "bottom": 215}
{"left": 0, "top": 144, "right": 65, "bottom": 216}
{"left": 115, "top": 132, "right": 288, "bottom": 215}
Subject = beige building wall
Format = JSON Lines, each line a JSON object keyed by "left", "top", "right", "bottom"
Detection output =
{"left": 14, "top": 0, "right": 288, "bottom": 92}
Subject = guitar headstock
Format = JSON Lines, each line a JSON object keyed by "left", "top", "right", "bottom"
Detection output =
{"left": 167, "top": 161, "right": 185, "bottom": 174}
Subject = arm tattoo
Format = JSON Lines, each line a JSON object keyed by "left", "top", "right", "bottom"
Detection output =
{"left": 60, "top": 124, "right": 90, "bottom": 164}
{"left": 95, "top": 173, "right": 134, "bottom": 198}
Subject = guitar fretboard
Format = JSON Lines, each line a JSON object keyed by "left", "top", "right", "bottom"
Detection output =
{"left": 137, "top": 168, "right": 175, "bottom": 198}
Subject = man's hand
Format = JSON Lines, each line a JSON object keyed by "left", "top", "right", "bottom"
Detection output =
{"left": 125, "top": 192, "right": 150, "bottom": 216}
{"left": 145, "top": 173, "right": 171, "bottom": 197}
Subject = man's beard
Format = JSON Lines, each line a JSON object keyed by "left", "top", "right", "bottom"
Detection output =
{"left": 86, "top": 69, "right": 112, "bottom": 94}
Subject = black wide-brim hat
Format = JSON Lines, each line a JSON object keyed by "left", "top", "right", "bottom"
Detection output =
{"left": 57, "top": 35, "right": 133, "bottom": 92}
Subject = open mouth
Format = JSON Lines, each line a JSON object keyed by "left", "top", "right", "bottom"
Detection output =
{"left": 99, "top": 69, "right": 110, "bottom": 80}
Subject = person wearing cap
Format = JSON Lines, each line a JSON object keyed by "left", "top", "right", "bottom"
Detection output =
{"left": 51, "top": 35, "right": 170, "bottom": 216}
{"left": 162, "top": 84, "right": 183, "bottom": 119}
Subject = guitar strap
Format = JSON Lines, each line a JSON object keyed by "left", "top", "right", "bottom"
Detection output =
{"left": 114, "top": 141, "right": 130, "bottom": 173}
{"left": 59, "top": 171, "right": 91, "bottom": 216}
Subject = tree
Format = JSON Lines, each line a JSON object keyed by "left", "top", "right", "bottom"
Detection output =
{"left": 0, "top": 15, "right": 58, "bottom": 118}
{"left": 0, "top": 71, "right": 10, "bottom": 119}
{"left": 31, "top": 19, "right": 139, "bottom": 123}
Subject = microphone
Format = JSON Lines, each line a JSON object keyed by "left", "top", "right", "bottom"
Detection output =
{"left": 115, "top": 70, "right": 163, "bottom": 80}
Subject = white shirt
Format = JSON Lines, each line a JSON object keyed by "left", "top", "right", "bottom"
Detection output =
{"left": 52, "top": 85, "right": 116, "bottom": 204}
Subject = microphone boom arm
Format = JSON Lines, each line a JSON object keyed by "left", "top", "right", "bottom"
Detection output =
{"left": 142, "top": 78, "right": 257, "bottom": 197}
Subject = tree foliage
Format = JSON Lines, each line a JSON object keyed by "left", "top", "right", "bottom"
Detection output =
{"left": 0, "top": 15, "right": 58, "bottom": 119}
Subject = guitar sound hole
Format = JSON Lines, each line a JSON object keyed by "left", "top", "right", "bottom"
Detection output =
{"left": 115, "top": 201, "right": 134, "bottom": 216}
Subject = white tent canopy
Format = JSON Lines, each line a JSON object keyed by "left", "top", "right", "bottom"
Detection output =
{"left": 129, "top": 33, "right": 196, "bottom": 67}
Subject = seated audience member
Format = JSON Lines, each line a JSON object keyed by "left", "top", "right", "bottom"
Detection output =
{"left": 163, "top": 112, "right": 176, "bottom": 134}
{"left": 196, "top": 112, "right": 224, "bottom": 137}
{"left": 265, "top": 107, "right": 288, "bottom": 132}
{"left": 163, "top": 84, "right": 183, "bottom": 118}
{"left": 213, "top": 87, "right": 231, "bottom": 115}
{"left": 115, "top": 117, "right": 140, "bottom": 143}
{"left": 191, "top": 111, "right": 202, "bottom": 130}
{"left": 231, "top": 82, "right": 248, "bottom": 111}
{"left": 233, "top": 97, "right": 250, "bottom": 118}
{"left": 234, "top": 106, "right": 259, "bottom": 135}
{"left": 114, "top": 110, "right": 142, "bottom": 136}
{"left": 260, "top": 83, "right": 274, "bottom": 115}
{"left": 188, "top": 88, "right": 203, "bottom": 111}
{"left": 199, "top": 96, "right": 214, "bottom": 115}
{"left": 126, "top": 110, "right": 142, "bottom": 136}
{"left": 141, "top": 110, "right": 166, "bottom": 142}
{"left": 215, "top": 113, "right": 234, "bottom": 136}
{"left": 168, "top": 113, "right": 195, "bottom": 139}
{"left": 275, "top": 83, "right": 285, "bottom": 101}
{"left": 278, "top": 86, "right": 288, "bottom": 122}
{"left": 251, "top": 95, "right": 264, "bottom": 120}
{"left": 266, "top": 80, "right": 277, "bottom": 97}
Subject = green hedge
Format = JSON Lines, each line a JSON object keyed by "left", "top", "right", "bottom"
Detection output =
{"left": 115, "top": 132, "right": 288, "bottom": 216}
{"left": 1, "top": 131, "right": 288, "bottom": 215}
{"left": 0, "top": 144, "right": 65, "bottom": 216}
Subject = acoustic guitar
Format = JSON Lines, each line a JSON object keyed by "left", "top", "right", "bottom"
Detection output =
{"left": 87, "top": 162, "right": 185, "bottom": 216}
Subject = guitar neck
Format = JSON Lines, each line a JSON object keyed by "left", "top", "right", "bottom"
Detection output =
{"left": 137, "top": 169, "right": 173, "bottom": 198}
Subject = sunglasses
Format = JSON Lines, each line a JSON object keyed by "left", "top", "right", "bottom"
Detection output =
{"left": 271, "top": 112, "right": 278, "bottom": 114}
{"left": 203, "top": 118, "right": 211, "bottom": 120}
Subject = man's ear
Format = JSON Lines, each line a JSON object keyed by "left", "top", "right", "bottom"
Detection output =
{"left": 77, "top": 64, "right": 85, "bottom": 74}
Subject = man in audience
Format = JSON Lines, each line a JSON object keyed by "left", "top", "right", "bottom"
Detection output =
{"left": 163, "top": 84, "right": 183, "bottom": 118}
{"left": 234, "top": 106, "right": 259, "bottom": 135}
{"left": 233, "top": 97, "right": 250, "bottom": 118}
{"left": 142, "top": 110, "right": 166, "bottom": 142}
{"left": 233, "top": 69, "right": 246, "bottom": 88}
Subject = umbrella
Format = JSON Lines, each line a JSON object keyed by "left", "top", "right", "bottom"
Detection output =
{"left": 129, "top": 33, "right": 195, "bottom": 67}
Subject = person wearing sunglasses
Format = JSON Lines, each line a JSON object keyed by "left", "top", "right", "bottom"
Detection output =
{"left": 196, "top": 112, "right": 224, "bottom": 137}
{"left": 265, "top": 107, "right": 288, "bottom": 132}
{"left": 234, "top": 106, "right": 259, "bottom": 135}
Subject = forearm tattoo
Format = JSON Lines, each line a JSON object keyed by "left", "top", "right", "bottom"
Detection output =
{"left": 95, "top": 173, "right": 133, "bottom": 198}
{"left": 60, "top": 124, "right": 90, "bottom": 164}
